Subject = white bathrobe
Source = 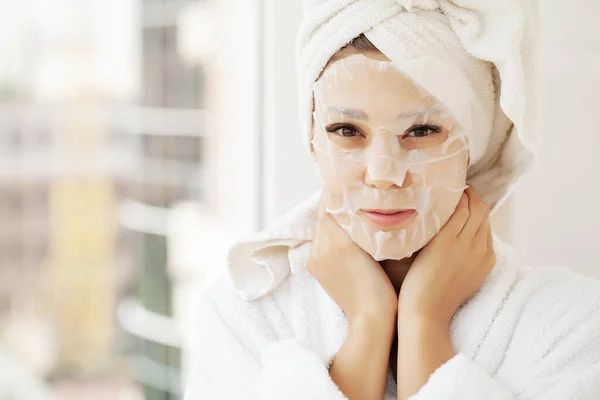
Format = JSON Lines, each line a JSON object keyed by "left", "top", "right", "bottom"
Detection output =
{"left": 183, "top": 1, "right": 598, "bottom": 397}
{"left": 183, "top": 195, "right": 600, "bottom": 400}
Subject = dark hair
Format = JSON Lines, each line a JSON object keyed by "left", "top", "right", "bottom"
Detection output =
{"left": 311, "top": 34, "right": 383, "bottom": 138}
{"left": 346, "top": 34, "right": 380, "bottom": 52}
{"left": 319, "top": 34, "right": 382, "bottom": 79}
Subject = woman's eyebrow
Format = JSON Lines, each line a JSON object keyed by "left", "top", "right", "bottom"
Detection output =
{"left": 326, "top": 105, "right": 443, "bottom": 121}
{"left": 396, "top": 106, "right": 442, "bottom": 119}
{"left": 327, "top": 105, "right": 369, "bottom": 120}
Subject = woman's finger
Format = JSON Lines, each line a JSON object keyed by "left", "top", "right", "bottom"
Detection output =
{"left": 439, "top": 191, "right": 470, "bottom": 238}
{"left": 317, "top": 196, "right": 341, "bottom": 231}
{"left": 475, "top": 209, "right": 491, "bottom": 243}
{"left": 486, "top": 219, "right": 494, "bottom": 254}
{"left": 317, "top": 195, "right": 327, "bottom": 220}
{"left": 458, "top": 186, "right": 488, "bottom": 239}
{"left": 317, "top": 197, "right": 353, "bottom": 244}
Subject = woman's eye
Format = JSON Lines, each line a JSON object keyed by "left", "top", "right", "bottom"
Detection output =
{"left": 405, "top": 125, "right": 441, "bottom": 138}
{"left": 326, "top": 125, "right": 361, "bottom": 138}
{"left": 338, "top": 127, "right": 358, "bottom": 137}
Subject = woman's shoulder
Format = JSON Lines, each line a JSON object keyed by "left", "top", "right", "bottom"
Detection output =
{"left": 493, "top": 237, "right": 600, "bottom": 317}
{"left": 197, "top": 271, "right": 345, "bottom": 345}
{"left": 504, "top": 265, "right": 600, "bottom": 354}
{"left": 201, "top": 270, "right": 328, "bottom": 311}
{"left": 198, "top": 273, "right": 291, "bottom": 325}
{"left": 515, "top": 264, "right": 600, "bottom": 313}
{"left": 522, "top": 264, "right": 600, "bottom": 333}
{"left": 498, "top": 262, "right": 600, "bottom": 340}
{"left": 487, "top": 264, "right": 600, "bottom": 389}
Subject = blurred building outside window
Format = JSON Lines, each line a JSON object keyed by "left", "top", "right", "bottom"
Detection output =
{"left": 0, "top": 0, "right": 226, "bottom": 399}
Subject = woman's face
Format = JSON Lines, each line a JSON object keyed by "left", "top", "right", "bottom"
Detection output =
{"left": 311, "top": 51, "right": 469, "bottom": 261}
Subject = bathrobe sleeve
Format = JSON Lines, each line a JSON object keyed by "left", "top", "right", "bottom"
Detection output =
{"left": 408, "top": 353, "right": 513, "bottom": 399}
{"left": 409, "top": 349, "right": 600, "bottom": 400}
{"left": 409, "top": 267, "right": 600, "bottom": 400}
{"left": 256, "top": 339, "right": 349, "bottom": 400}
{"left": 183, "top": 286, "right": 349, "bottom": 400}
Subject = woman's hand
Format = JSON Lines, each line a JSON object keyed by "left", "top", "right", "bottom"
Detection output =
{"left": 306, "top": 196, "right": 398, "bottom": 324}
{"left": 308, "top": 196, "right": 398, "bottom": 400}
{"left": 398, "top": 186, "right": 496, "bottom": 326}
{"left": 395, "top": 186, "right": 496, "bottom": 399}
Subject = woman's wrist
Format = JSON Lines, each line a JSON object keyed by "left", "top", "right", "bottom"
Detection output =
{"left": 330, "top": 309, "right": 396, "bottom": 400}
{"left": 349, "top": 312, "right": 396, "bottom": 340}
{"left": 398, "top": 295, "right": 453, "bottom": 329}
{"left": 398, "top": 307, "right": 450, "bottom": 333}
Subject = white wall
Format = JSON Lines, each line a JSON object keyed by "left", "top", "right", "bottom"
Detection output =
{"left": 180, "top": 0, "right": 264, "bottom": 386}
{"left": 510, "top": 1, "right": 600, "bottom": 277}
{"left": 261, "top": 0, "right": 319, "bottom": 227}
{"left": 208, "top": 0, "right": 262, "bottom": 236}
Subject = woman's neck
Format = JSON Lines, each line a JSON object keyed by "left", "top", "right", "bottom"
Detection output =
{"left": 380, "top": 253, "right": 418, "bottom": 296}
{"left": 380, "top": 252, "right": 419, "bottom": 385}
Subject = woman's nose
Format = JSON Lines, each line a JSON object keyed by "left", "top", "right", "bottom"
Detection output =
{"left": 364, "top": 158, "right": 412, "bottom": 189}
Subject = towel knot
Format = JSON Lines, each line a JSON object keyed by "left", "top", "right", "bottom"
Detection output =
{"left": 395, "top": 0, "right": 439, "bottom": 12}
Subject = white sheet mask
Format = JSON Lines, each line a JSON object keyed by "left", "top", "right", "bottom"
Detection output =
{"left": 312, "top": 53, "right": 470, "bottom": 260}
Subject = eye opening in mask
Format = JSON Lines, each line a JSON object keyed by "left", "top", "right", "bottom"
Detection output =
{"left": 401, "top": 124, "right": 449, "bottom": 149}
{"left": 325, "top": 123, "right": 364, "bottom": 138}
{"left": 324, "top": 122, "right": 449, "bottom": 150}
{"left": 406, "top": 124, "right": 441, "bottom": 137}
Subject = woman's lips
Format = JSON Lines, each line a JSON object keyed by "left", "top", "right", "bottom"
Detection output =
{"left": 359, "top": 209, "right": 418, "bottom": 228}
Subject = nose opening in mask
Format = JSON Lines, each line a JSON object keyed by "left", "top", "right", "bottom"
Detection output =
{"left": 364, "top": 156, "right": 411, "bottom": 189}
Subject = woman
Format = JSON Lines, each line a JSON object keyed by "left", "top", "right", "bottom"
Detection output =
{"left": 185, "top": 1, "right": 600, "bottom": 399}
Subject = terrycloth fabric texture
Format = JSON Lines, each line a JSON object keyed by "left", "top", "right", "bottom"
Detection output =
{"left": 227, "top": 192, "right": 320, "bottom": 301}
{"left": 185, "top": 236, "right": 600, "bottom": 399}
{"left": 229, "top": 188, "right": 474, "bottom": 300}
{"left": 297, "top": 0, "right": 540, "bottom": 212}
